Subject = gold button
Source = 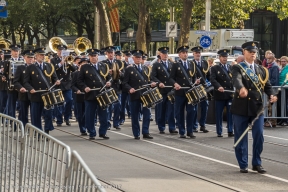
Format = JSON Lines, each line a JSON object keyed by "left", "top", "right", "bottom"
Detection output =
{"left": 93, "top": 80, "right": 95, "bottom": 82}
{"left": 39, "top": 82, "right": 41, "bottom": 83}
{"left": 164, "top": 81, "right": 166, "bottom": 83}
{"left": 224, "top": 81, "right": 226, "bottom": 82}
{"left": 164, "top": 76, "right": 166, "bottom": 77}
{"left": 237, "top": 96, "right": 239, "bottom": 98}
{"left": 249, "top": 89, "right": 251, "bottom": 91}
{"left": 93, "top": 87, "right": 95, "bottom": 88}
{"left": 139, "top": 80, "right": 141, "bottom": 82}
{"left": 249, "top": 98, "right": 251, "bottom": 100}
{"left": 183, "top": 77, "right": 185, "bottom": 79}
{"left": 39, "top": 88, "right": 42, "bottom": 90}
{"left": 90, "top": 74, "right": 92, "bottom": 76}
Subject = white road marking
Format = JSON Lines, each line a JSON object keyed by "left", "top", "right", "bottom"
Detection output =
{"left": 110, "top": 130, "right": 288, "bottom": 184}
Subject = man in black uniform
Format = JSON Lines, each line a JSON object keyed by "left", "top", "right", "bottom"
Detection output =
{"left": 77, "top": 49, "right": 111, "bottom": 140}
{"left": 71, "top": 58, "right": 89, "bottom": 135}
{"left": 23, "top": 47, "right": 60, "bottom": 133}
{"left": 119, "top": 51, "right": 132, "bottom": 124}
{"left": 122, "top": 50, "right": 156, "bottom": 139}
{"left": 151, "top": 47, "right": 177, "bottom": 134}
{"left": 231, "top": 41, "right": 277, "bottom": 173}
{"left": 50, "top": 44, "right": 76, "bottom": 126}
{"left": 169, "top": 46, "right": 200, "bottom": 138}
{"left": 191, "top": 46, "right": 209, "bottom": 133}
{"left": 102, "top": 46, "right": 124, "bottom": 129}
{"left": 13, "top": 50, "right": 34, "bottom": 127}
{"left": 0, "top": 50, "right": 8, "bottom": 115}
{"left": 210, "top": 49, "right": 234, "bottom": 137}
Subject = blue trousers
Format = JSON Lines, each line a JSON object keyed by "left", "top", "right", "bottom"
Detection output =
{"left": 120, "top": 92, "right": 131, "bottom": 122}
{"left": 0, "top": 90, "right": 7, "bottom": 114}
{"left": 85, "top": 100, "right": 108, "bottom": 137}
{"left": 72, "top": 93, "right": 78, "bottom": 119}
{"left": 215, "top": 99, "right": 233, "bottom": 135}
{"left": 112, "top": 94, "right": 121, "bottom": 127}
{"left": 31, "top": 102, "right": 54, "bottom": 131}
{"left": 18, "top": 100, "right": 30, "bottom": 127}
{"left": 130, "top": 99, "right": 150, "bottom": 137}
{"left": 193, "top": 100, "right": 209, "bottom": 129}
{"left": 157, "top": 94, "right": 175, "bottom": 131}
{"left": 55, "top": 89, "right": 73, "bottom": 124}
{"left": 174, "top": 95, "right": 197, "bottom": 135}
{"left": 233, "top": 114, "right": 264, "bottom": 169}
{"left": 76, "top": 102, "right": 86, "bottom": 133}
{"left": 6, "top": 91, "right": 18, "bottom": 118}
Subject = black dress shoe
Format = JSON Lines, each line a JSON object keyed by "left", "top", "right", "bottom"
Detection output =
{"left": 200, "top": 126, "right": 209, "bottom": 133}
{"left": 134, "top": 136, "right": 140, "bottom": 140}
{"left": 240, "top": 168, "right": 248, "bottom": 173}
{"left": 228, "top": 132, "right": 234, "bottom": 137}
{"left": 159, "top": 131, "right": 165, "bottom": 134}
{"left": 193, "top": 129, "right": 198, "bottom": 133}
{"left": 113, "top": 126, "right": 121, "bottom": 130}
{"left": 89, "top": 137, "right": 96, "bottom": 140}
{"left": 57, "top": 124, "right": 62, "bottom": 127}
{"left": 217, "top": 135, "right": 223, "bottom": 137}
{"left": 44, "top": 130, "right": 49, "bottom": 134}
{"left": 252, "top": 165, "right": 266, "bottom": 174}
{"left": 179, "top": 135, "right": 186, "bottom": 138}
{"left": 169, "top": 130, "right": 178, "bottom": 134}
{"left": 187, "top": 133, "right": 196, "bottom": 138}
{"left": 81, "top": 132, "right": 88, "bottom": 136}
{"left": 99, "top": 134, "right": 110, "bottom": 139}
{"left": 150, "top": 118, "right": 154, "bottom": 121}
{"left": 120, "top": 121, "right": 124, "bottom": 125}
{"left": 65, "top": 120, "right": 71, "bottom": 126}
{"left": 143, "top": 134, "right": 153, "bottom": 139}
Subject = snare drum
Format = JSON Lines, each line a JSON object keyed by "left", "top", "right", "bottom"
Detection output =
{"left": 185, "top": 85, "right": 207, "bottom": 105}
{"left": 41, "top": 89, "right": 65, "bottom": 110}
{"left": 140, "top": 87, "right": 163, "bottom": 108}
{"left": 96, "top": 88, "right": 118, "bottom": 109}
{"left": 167, "top": 89, "right": 175, "bottom": 104}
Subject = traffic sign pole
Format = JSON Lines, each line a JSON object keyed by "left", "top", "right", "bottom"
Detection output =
{"left": 169, "top": 7, "right": 175, "bottom": 54}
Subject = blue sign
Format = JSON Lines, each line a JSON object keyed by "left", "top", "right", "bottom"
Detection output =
{"left": 0, "top": 1, "right": 8, "bottom": 18}
{"left": 199, "top": 35, "right": 212, "bottom": 48}
{"left": 114, "top": 46, "right": 121, "bottom": 51}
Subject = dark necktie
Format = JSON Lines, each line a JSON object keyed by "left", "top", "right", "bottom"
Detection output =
{"left": 222, "top": 64, "right": 227, "bottom": 71}
{"left": 250, "top": 64, "right": 254, "bottom": 72}
{"left": 183, "top": 62, "right": 188, "bottom": 70}
{"left": 163, "top": 61, "right": 168, "bottom": 70}
{"left": 39, "top": 63, "right": 43, "bottom": 70}
{"left": 138, "top": 65, "right": 142, "bottom": 73}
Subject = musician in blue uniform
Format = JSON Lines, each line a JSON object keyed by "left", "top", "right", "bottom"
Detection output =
{"left": 71, "top": 58, "right": 89, "bottom": 135}
{"left": 191, "top": 46, "right": 209, "bottom": 133}
{"left": 120, "top": 51, "right": 132, "bottom": 124}
{"left": 13, "top": 50, "right": 35, "bottom": 127}
{"left": 231, "top": 41, "right": 277, "bottom": 173}
{"left": 3, "top": 45, "right": 24, "bottom": 120}
{"left": 210, "top": 49, "right": 234, "bottom": 137}
{"left": 77, "top": 49, "right": 111, "bottom": 140}
{"left": 122, "top": 50, "right": 156, "bottom": 139}
{"left": 169, "top": 46, "right": 200, "bottom": 138}
{"left": 23, "top": 48, "right": 60, "bottom": 134}
{"left": 102, "top": 46, "right": 124, "bottom": 129}
{"left": 50, "top": 44, "right": 76, "bottom": 126}
{"left": 151, "top": 47, "right": 177, "bottom": 134}
{"left": 0, "top": 50, "right": 8, "bottom": 115}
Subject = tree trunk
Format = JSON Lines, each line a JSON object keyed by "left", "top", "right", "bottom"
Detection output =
{"left": 178, "top": 0, "right": 194, "bottom": 46}
{"left": 94, "top": 0, "right": 112, "bottom": 47}
{"left": 136, "top": 0, "right": 149, "bottom": 53}
{"left": 145, "top": 12, "right": 151, "bottom": 54}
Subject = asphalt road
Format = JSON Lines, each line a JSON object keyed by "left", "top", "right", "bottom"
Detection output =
{"left": 50, "top": 110, "right": 288, "bottom": 192}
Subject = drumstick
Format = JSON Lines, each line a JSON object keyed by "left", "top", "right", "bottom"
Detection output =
{"left": 99, "top": 78, "right": 113, "bottom": 92}
{"left": 74, "top": 92, "right": 85, "bottom": 94}
{"left": 134, "top": 87, "right": 149, "bottom": 92}
{"left": 223, "top": 90, "right": 235, "bottom": 93}
{"left": 141, "top": 82, "right": 158, "bottom": 87}
{"left": 90, "top": 88, "right": 101, "bottom": 91}
{"left": 162, "top": 86, "right": 191, "bottom": 89}
{"left": 48, "top": 78, "right": 63, "bottom": 91}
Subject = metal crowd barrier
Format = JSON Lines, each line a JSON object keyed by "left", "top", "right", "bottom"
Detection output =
{"left": 0, "top": 113, "right": 25, "bottom": 192}
{"left": 0, "top": 114, "right": 105, "bottom": 192}
{"left": 263, "top": 86, "right": 288, "bottom": 119}
{"left": 67, "top": 151, "right": 104, "bottom": 192}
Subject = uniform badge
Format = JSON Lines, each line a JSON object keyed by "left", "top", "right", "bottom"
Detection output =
{"left": 250, "top": 73, "right": 254, "bottom": 76}
{"left": 86, "top": 71, "right": 88, "bottom": 73}
{"left": 32, "top": 71, "right": 34, "bottom": 74}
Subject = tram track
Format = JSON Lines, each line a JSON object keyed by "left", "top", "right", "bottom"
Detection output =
{"left": 55, "top": 127, "right": 244, "bottom": 192}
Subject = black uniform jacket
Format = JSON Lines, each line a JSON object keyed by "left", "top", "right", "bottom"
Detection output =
{"left": 51, "top": 56, "right": 76, "bottom": 91}
{"left": 169, "top": 60, "right": 197, "bottom": 97}
{"left": 122, "top": 64, "right": 151, "bottom": 101}
{"left": 13, "top": 64, "right": 29, "bottom": 101}
{"left": 23, "top": 63, "right": 58, "bottom": 102}
{"left": 121, "top": 61, "right": 130, "bottom": 93}
{"left": 210, "top": 64, "right": 234, "bottom": 100}
{"left": 0, "top": 61, "right": 7, "bottom": 91}
{"left": 192, "top": 59, "right": 210, "bottom": 85}
{"left": 71, "top": 71, "right": 84, "bottom": 103}
{"left": 77, "top": 62, "right": 110, "bottom": 101}
{"left": 231, "top": 63, "right": 274, "bottom": 116}
{"left": 102, "top": 59, "right": 125, "bottom": 93}
{"left": 151, "top": 60, "right": 173, "bottom": 95}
